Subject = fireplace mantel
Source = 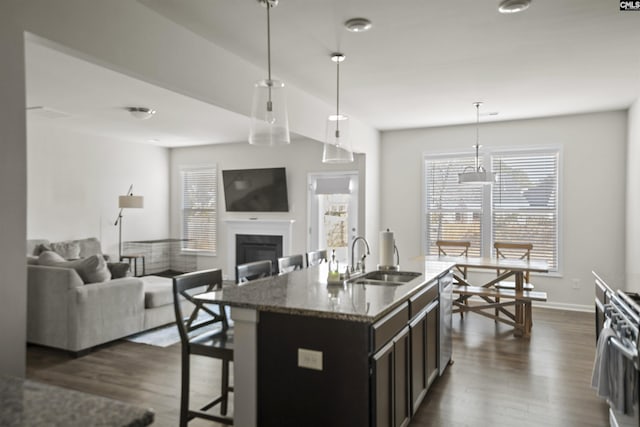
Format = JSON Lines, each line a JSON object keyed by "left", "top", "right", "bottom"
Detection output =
{"left": 225, "top": 219, "right": 295, "bottom": 277}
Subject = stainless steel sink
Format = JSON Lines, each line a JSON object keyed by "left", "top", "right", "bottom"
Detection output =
{"left": 348, "top": 270, "right": 421, "bottom": 286}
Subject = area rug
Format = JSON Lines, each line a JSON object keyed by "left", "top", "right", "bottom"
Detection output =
{"left": 125, "top": 307, "right": 231, "bottom": 348}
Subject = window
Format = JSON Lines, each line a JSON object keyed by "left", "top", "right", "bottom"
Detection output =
{"left": 181, "top": 166, "right": 217, "bottom": 254}
{"left": 424, "top": 148, "right": 560, "bottom": 271}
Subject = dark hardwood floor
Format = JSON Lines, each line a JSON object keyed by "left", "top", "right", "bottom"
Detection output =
{"left": 27, "top": 308, "right": 608, "bottom": 427}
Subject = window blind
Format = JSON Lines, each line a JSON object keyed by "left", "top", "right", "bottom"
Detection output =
{"left": 492, "top": 151, "right": 559, "bottom": 270}
{"left": 181, "top": 167, "right": 217, "bottom": 254}
{"left": 425, "top": 156, "right": 485, "bottom": 257}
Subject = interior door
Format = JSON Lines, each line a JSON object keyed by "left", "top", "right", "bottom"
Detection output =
{"left": 307, "top": 172, "right": 359, "bottom": 265}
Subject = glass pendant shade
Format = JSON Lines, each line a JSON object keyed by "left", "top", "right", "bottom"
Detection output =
{"left": 249, "top": 79, "right": 290, "bottom": 145}
{"left": 322, "top": 115, "right": 354, "bottom": 163}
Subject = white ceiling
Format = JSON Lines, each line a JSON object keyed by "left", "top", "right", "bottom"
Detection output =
{"left": 25, "top": 0, "right": 640, "bottom": 147}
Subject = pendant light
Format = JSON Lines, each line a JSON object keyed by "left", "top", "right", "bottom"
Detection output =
{"left": 458, "top": 102, "right": 496, "bottom": 184}
{"left": 323, "top": 53, "right": 354, "bottom": 163}
{"left": 249, "top": 0, "right": 290, "bottom": 146}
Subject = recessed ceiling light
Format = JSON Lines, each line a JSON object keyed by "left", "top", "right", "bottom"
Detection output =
{"left": 344, "top": 18, "right": 372, "bottom": 33}
{"left": 126, "top": 107, "right": 156, "bottom": 120}
{"left": 498, "top": 0, "right": 531, "bottom": 14}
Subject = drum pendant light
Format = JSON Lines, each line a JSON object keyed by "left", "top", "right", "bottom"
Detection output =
{"left": 323, "top": 53, "right": 354, "bottom": 163}
{"left": 249, "top": 0, "right": 290, "bottom": 145}
{"left": 458, "top": 102, "right": 496, "bottom": 184}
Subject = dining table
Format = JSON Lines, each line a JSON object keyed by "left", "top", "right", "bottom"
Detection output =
{"left": 422, "top": 255, "right": 549, "bottom": 337}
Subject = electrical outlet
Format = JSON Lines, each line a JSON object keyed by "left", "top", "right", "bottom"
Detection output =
{"left": 298, "top": 348, "right": 323, "bottom": 371}
{"left": 571, "top": 278, "right": 581, "bottom": 289}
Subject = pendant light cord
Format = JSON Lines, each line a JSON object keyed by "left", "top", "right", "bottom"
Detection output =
{"left": 475, "top": 102, "right": 480, "bottom": 171}
{"left": 266, "top": 2, "right": 273, "bottom": 110}
{"left": 336, "top": 59, "right": 340, "bottom": 134}
{"left": 267, "top": 3, "right": 272, "bottom": 82}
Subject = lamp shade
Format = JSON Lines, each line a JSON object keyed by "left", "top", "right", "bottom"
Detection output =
{"left": 249, "top": 79, "right": 290, "bottom": 145}
{"left": 322, "top": 115, "right": 353, "bottom": 163}
{"left": 118, "top": 195, "right": 144, "bottom": 209}
{"left": 458, "top": 169, "right": 496, "bottom": 184}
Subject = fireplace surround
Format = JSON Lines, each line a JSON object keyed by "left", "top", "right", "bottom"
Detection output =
{"left": 225, "top": 219, "right": 295, "bottom": 279}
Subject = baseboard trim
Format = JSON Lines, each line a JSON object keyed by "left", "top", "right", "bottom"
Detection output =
{"left": 533, "top": 301, "right": 593, "bottom": 313}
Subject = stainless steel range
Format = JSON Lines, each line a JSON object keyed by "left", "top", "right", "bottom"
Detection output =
{"left": 594, "top": 272, "right": 640, "bottom": 427}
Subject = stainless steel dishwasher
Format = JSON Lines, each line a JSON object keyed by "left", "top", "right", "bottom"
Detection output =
{"left": 439, "top": 270, "right": 453, "bottom": 375}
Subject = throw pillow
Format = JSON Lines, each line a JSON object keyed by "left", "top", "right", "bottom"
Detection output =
{"left": 107, "top": 262, "right": 131, "bottom": 279}
{"left": 33, "top": 243, "right": 52, "bottom": 256}
{"left": 38, "top": 251, "right": 112, "bottom": 284}
{"left": 50, "top": 240, "right": 81, "bottom": 260}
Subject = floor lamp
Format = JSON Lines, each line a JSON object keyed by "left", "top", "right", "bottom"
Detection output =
{"left": 114, "top": 184, "right": 144, "bottom": 259}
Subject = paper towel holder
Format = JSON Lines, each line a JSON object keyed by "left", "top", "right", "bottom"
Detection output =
{"left": 378, "top": 244, "right": 400, "bottom": 271}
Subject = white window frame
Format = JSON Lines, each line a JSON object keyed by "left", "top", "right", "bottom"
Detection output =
{"left": 422, "top": 145, "right": 562, "bottom": 274}
{"left": 180, "top": 165, "right": 218, "bottom": 256}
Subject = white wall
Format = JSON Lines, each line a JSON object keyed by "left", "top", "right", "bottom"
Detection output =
{"left": 627, "top": 100, "right": 640, "bottom": 291}
{"left": 0, "top": 5, "right": 27, "bottom": 376}
{"left": 170, "top": 139, "right": 366, "bottom": 280}
{"left": 381, "top": 111, "right": 627, "bottom": 309}
{"left": 27, "top": 123, "right": 170, "bottom": 259}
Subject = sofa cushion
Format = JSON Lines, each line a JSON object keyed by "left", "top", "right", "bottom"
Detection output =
{"left": 38, "top": 251, "right": 112, "bottom": 284}
{"left": 50, "top": 240, "right": 81, "bottom": 260}
{"left": 76, "top": 237, "right": 103, "bottom": 258}
{"left": 141, "top": 276, "right": 174, "bottom": 309}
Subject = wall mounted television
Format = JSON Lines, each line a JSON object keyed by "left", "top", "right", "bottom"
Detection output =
{"left": 222, "top": 167, "right": 289, "bottom": 212}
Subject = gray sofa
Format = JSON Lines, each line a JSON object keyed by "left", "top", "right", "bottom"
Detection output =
{"left": 26, "top": 238, "right": 183, "bottom": 354}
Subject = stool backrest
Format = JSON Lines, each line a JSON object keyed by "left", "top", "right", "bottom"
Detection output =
{"left": 306, "top": 249, "right": 328, "bottom": 267}
{"left": 173, "top": 269, "right": 227, "bottom": 343}
{"left": 277, "top": 254, "right": 305, "bottom": 274}
{"left": 236, "top": 260, "right": 272, "bottom": 284}
{"left": 494, "top": 241, "right": 533, "bottom": 282}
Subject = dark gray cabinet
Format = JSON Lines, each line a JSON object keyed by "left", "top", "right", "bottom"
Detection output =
{"left": 372, "top": 326, "right": 410, "bottom": 427}
{"left": 409, "top": 291, "right": 439, "bottom": 414}
{"left": 372, "top": 276, "right": 442, "bottom": 427}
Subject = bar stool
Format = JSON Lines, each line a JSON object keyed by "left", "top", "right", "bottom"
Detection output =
{"left": 306, "top": 249, "right": 328, "bottom": 267}
{"left": 277, "top": 254, "right": 305, "bottom": 274}
{"left": 173, "top": 269, "right": 233, "bottom": 426}
{"left": 235, "top": 260, "right": 272, "bottom": 284}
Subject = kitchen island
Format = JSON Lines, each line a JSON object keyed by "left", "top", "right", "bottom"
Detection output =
{"left": 196, "top": 260, "right": 454, "bottom": 427}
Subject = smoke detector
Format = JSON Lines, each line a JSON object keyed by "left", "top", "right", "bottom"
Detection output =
{"left": 498, "top": 0, "right": 531, "bottom": 14}
{"left": 344, "top": 18, "right": 372, "bottom": 33}
{"left": 126, "top": 107, "right": 156, "bottom": 120}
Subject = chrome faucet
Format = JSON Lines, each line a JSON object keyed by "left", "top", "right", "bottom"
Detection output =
{"left": 351, "top": 236, "right": 371, "bottom": 273}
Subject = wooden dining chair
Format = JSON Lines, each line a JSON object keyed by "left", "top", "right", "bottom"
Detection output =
{"left": 436, "top": 240, "right": 471, "bottom": 318}
{"left": 306, "top": 249, "right": 328, "bottom": 267}
{"left": 435, "top": 240, "right": 471, "bottom": 279}
{"left": 235, "top": 260, "right": 272, "bottom": 284}
{"left": 277, "top": 254, "right": 305, "bottom": 274}
{"left": 493, "top": 242, "right": 534, "bottom": 290}
{"left": 493, "top": 241, "right": 534, "bottom": 322}
{"left": 173, "top": 269, "right": 233, "bottom": 426}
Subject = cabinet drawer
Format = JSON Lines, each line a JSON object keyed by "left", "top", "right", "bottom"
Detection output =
{"left": 371, "top": 302, "right": 409, "bottom": 353}
{"left": 409, "top": 281, "right": 438, "bottom": 318}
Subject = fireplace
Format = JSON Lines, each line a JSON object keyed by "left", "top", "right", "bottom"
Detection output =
{"left": 236, "top": 234, "right": 283, "bottom": 275}
{"left": 225, "top": 219, "right": 295, "bottom": 281}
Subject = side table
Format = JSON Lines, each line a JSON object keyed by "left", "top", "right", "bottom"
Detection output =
{"left": 120, "top": 254, "right": 146, "bottom": 277}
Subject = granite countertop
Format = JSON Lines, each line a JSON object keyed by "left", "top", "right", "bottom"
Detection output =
{"left": 197, "top": 260, "right": 454, "bottom": 323}
{"left": 0, "top": 375, "right": 154, "bottom": 427}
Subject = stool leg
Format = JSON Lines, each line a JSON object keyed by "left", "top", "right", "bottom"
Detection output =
{"left": 142, "top": 256, "right": 146, "bottom": 276}
{"left": 221, "top": 359, "right": 229, "bottom": 415}
{"left": 180, "top": 351, "right": 190, "bottom": 427}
